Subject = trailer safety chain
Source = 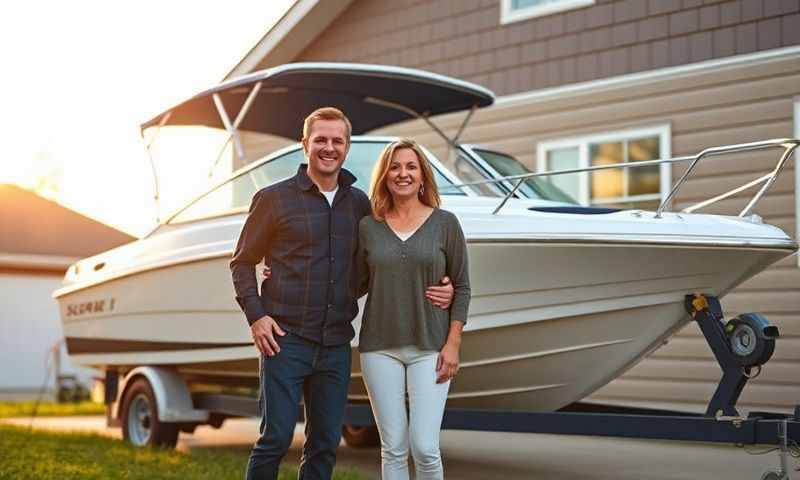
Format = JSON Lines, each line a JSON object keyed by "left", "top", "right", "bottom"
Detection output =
{"left": 742, "top": 444, "right": 799, "bottom": 458}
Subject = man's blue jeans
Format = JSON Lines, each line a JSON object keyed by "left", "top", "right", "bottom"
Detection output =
{"left": 245, "top": 332, "right": 351, "bottom": 480}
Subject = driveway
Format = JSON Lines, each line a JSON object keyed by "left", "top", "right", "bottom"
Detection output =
{"left": 2, "top": 416, "right": 794, "bottom": 479}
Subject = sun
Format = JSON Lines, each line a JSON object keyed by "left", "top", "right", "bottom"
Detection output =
{"left": 1, "top": 0, "right": 294, "bottom": 237}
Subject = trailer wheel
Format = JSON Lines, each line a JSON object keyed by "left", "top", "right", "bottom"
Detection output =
{"left": 759, "top": 470, "right": 786, "bottom": 480}
{"left": 342, "top": 424, "right": 380, "bottom": 448}
{"left": 121, "top": 377, "right": 179, "bottom": 448}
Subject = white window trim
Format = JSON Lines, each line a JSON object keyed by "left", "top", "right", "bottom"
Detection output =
{"left": 500, "top": 0, "right": 595, "bottom": 25}
{"left": 794, "top": 97, "right": 799, "bottom": 266}
{"left": 536, "top": 124, "right": 672, "bottom": 206}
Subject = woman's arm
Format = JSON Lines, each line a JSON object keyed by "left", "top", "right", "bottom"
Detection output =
{"left": 437, "top": 319, "right": 465, "bottom": 384}
{"left": 437, "top": 211, "right": 471, "bottom": 383}
{"left": 444, "top": 212, "right": 471, "bottom": 325}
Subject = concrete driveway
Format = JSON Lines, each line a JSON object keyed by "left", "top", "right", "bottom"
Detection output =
{"left": 3, "top": 416, "right": 796, "bottom": 479}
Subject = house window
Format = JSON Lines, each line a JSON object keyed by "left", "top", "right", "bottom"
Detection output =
{"left": 536, "top": 125, "right": 672, "bottom": 210}
{"left": 500, "top": 0, "right": 595, "bottom": 24}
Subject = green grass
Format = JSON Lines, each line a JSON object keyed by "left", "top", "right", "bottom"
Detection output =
{"left": 0, "top": 425, "right": 367, "bottom": 480}
{"left": 0, "top": 401, "right": 105, "bottom": 418}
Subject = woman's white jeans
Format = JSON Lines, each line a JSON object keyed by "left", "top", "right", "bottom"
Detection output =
{"left": 360, "top": 345, "right": 450, "bottom": 480}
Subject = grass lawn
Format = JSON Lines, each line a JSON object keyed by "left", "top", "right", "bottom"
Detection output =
{"left": 0, "top": 425, "right": 367, "bottom": 480}
{"left": 0, "top": 401, "right": 106, "bottom": 419}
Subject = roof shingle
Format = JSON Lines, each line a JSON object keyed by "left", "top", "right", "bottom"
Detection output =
{"left": 0, "top": 184, "right": 135, "bottom": 258}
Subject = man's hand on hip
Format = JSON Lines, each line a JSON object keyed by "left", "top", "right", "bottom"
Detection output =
{"left": 251, "top": 315, "right": 286, "bottom": 357}
{"left": 426, "top": 276, "right": 454, "bottom": 309}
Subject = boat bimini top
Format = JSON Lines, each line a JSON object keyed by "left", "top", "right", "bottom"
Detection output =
{"left": 138, "top": 63, "right": 495, "bottom": 218}
{"left": 141, "top": 62, "right": 495, "bottom": 139}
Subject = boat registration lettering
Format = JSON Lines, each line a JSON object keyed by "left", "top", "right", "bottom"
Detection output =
{"left": 66, "top": 298, "right": 116, "bottom": 317}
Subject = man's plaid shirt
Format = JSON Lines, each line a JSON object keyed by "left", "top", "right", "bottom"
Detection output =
{"left": 230, "top": 164, "right": 371, "bottom": 346}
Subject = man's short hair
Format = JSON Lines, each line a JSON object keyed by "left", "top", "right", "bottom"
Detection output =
{"left": 302, "top": 107, "right": 352, "bottom": 142}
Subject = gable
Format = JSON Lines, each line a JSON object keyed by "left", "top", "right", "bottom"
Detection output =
{"left": 0, "top": 184, "right": 135, "bottom": 259}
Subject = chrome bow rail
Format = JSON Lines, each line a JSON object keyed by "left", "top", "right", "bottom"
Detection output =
{"left": 443, "top": 138, "right": 799, "bottom": 217}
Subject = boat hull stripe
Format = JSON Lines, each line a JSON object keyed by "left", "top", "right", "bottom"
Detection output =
{"left": 64, "top": 337, "right": 251, "bottom": 354}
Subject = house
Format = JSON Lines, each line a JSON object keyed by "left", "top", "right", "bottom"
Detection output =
{"left": 0, "top": 184, "right": 135, "bottom": 400}
{"left": 225, "top": 0, "right": 800, "bottom": 413}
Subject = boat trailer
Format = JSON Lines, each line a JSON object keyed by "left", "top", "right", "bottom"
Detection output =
{"left": 105, "top": 291, "right": 797, "bottom": 477}
{"left": 341, "top": 295, "right": 799, "bottom": 479}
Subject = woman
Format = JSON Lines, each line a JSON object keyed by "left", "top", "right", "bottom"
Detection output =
{"left": 357, "top": 138, "right": 470, "bottom": 480}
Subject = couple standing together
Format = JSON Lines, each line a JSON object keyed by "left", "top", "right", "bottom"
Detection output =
{"left": 230, "top": 107, "right": 471, "bottom": 480}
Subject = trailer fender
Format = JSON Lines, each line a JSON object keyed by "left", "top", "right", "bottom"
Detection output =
{"left": 114, "top": 366, "right": 208, "bottom": 423}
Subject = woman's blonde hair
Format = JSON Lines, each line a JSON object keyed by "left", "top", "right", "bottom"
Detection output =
{"left": 369, "top": 139, "right": 440, "bottom": 221}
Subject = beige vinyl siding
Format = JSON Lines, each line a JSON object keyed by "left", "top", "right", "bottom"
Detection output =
{"left": 374, "top": 52, "right": 800, "bottom": 414}
{"left": 294, "top": 0, "right": 800, "bottom": 96}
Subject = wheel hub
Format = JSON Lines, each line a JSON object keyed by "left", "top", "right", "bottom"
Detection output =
{"left": 731, "top": 324, "right": 757, "bottom": 357}
{"left": 128, "top": 394, "right": 153, "bottom": 446}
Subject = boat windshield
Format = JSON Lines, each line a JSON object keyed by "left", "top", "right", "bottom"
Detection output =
{"left": 167, "top": 141, "right": 470, "bottom": 224}
{"left": 471, "top": 148, "right": 578, "bottom": 204}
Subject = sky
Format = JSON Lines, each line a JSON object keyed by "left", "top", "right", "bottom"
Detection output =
{"left": 1, "top": 0, "right": 295, "bottom": 237}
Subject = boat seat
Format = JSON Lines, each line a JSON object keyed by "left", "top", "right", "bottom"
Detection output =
{"left": 529, "top": 206, "right": 623, "bottom": 214}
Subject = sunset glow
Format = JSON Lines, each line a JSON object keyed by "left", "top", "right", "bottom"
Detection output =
{"left": 1, "top": 0, "right": 294, "bottom": 237}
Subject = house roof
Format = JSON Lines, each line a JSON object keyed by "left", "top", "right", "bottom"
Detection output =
{"left": 0, "top": 184, "right": 135, "bottom": 268}
{"left": 224, "top": 0, "right": 353, "bottom": 80}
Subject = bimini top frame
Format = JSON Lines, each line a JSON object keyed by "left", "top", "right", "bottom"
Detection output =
{"left": 139, "top": 63, "right": 495, "bottom": 219}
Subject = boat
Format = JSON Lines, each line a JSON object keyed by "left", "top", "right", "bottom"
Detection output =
{"left": 53, "top": 63, "right": 798, "bottom": 446}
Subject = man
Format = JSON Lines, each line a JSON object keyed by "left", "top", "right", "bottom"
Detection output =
{"left": 230, "top": 107, "right": 454, "bottom": 480}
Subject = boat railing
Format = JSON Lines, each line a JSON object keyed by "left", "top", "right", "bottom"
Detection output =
{"left": 441, "top": 138, "right": 799, "bottom": 217}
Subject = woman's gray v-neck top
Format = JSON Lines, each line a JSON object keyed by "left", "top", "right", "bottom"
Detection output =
{"left": 357, "top": 208, "right": 471, "bottom": 353}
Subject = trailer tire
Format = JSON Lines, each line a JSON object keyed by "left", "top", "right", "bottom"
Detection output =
{"left": 759, "top": 470, "right": 785, "bottom": 480}
{"left": 341, "top": 424, "right": 380, "bottom": 448}
{"left": 121, "top": 377, "right": 179, "bottom": 448}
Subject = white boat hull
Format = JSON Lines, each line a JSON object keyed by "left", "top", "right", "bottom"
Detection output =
{"left": 59, "top": 228, "right": 791, "bottom": 411}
